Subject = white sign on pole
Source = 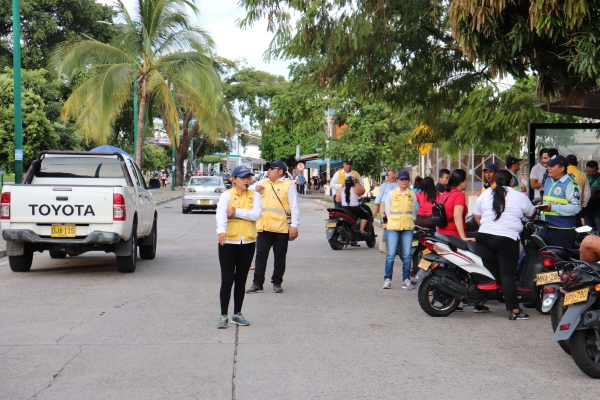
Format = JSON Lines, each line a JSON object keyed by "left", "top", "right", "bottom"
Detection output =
{"left": 296, "top": 163, "right": 305, "bottom": 171}
{"left": 295, "top": 144, "right": 300, "bottom": 161}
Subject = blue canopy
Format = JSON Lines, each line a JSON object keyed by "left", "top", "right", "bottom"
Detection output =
{"left": 305, "top": 158, "right": 342, "bottom": 169}
{"left": 90, "top": 145, "right": 132, "bottom": 158}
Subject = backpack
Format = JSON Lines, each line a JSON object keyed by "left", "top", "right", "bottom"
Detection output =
{"left": 432, "top": 191, "right": 457, "bottom": 228}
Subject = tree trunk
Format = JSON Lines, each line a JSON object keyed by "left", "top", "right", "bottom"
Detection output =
{"left": 174, "top": 112, "right": 197, "bottom": 186}
{"left": 135, "top": 78, "right": 147, "bottom": 167}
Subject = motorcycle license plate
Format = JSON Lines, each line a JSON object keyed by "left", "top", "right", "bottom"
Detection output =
{"left": 418, "top": 261, "right": 431, "bottom": 271}
{"left": 536, "top": 271, "right": 561, "bottom": 286}
{"left": 422, "top": 249, "right": 431, "bottom": 255}
{"left": 326, "top": 222, "right": 337, "bottom": 228}
{"left": 563, "top": 288, "right": 589, "bottom": 306}
{"left": 51, "top": 224, "right": 76, "bottom": 238}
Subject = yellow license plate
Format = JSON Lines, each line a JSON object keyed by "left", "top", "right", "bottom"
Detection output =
{"left": 422, "top": 249, "right": 431, "bottom": 255}
{"left": 564, "top": 288, "right": 589, "bottom": 306}
{"left": 536, "top": 271, "right": 561, "bottom": 286}
{"left": 418, "top": 260, "right": 431, "bottom": 271}
{"left": 200, "top": 199, "right": 210, "bottom": 205}
{"left": 326, "top": 222, "right": 337, "bottom": 228}
{"left": 51, "top": 225, "right": 76, "bottom": 238}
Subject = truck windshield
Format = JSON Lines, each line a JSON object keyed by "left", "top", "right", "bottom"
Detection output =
{"left": 36, "top": 157, "right": 125, "bottom": 179}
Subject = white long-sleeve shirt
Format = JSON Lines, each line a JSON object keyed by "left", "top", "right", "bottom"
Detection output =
{"left": 249, "top": 177, "right": 300, "bottom": 228}
{"left": 330, "top": 170, "right": 364, "bottom": 192}
{"left": 216, "top": 190, "right": 263, "bottom": 244}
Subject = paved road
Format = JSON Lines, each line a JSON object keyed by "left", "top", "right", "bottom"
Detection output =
{"left": 1, "top": 197, "right": 598, "bottom": 399}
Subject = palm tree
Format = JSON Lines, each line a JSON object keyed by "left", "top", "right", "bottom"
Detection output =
{"left": 53, "top": 0, "right": 222, "bottom": 167}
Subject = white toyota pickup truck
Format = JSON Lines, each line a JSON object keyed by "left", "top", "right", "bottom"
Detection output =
{"left": 1, "top": 151, "right": 157, "bottom": 273}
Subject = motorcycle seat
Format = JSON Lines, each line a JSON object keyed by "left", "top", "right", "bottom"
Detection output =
{"left": 336, "top": 207, "right": 359, "bottom": 221}
{"left": 466, "top": 242, "right": 498, "bottom": 263}
{"left": 435, "top": 234, "right": 469, "bottom": 250}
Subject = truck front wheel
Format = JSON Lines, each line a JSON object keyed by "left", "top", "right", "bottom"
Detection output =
{"left": 116, "top": 222, "right": 137, "bottom": 273}
{"left": 9, "top": 245, "right": 33, "bottom": 272}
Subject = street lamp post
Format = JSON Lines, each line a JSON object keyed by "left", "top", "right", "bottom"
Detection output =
{"left": 132, "top": 22, "right": 138, "bottom": 162}
{"left": 13, "top": 0, "right": 23, "bottom": 183}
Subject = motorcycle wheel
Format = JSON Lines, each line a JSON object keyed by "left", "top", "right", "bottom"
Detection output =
{"left": 550, "top": 294, "right": 571, "bottom": 355}
{"left": 366, "top": 226, "right": 376, "bottom": 248}
{"left": 569, "top": 329, "right": 600, "bottom": 379}
{"left": 417, "top": 275, "right": 460, "bottom": 317}
{"left": 328, "top": 231, "right": 345, "bottom": 250}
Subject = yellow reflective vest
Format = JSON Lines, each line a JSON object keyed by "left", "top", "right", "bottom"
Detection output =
{"left": 337, "top": 170, "right": 359, "bottom": 184}
{"left": 225, "top": 188, "right": 257, "bottom": 241}
{"left": 257, "top": 179, "right": 292, "bottom": 233}
{"left": 387, "top": 187, "right": 416, "bottom": 231}
{"left": 567, "top": 165, "right": 587, "bottom": 208}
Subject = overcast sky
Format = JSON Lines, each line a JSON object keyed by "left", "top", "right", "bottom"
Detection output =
{"left": 99, "top": 0, "right": 291, "bottom": 78}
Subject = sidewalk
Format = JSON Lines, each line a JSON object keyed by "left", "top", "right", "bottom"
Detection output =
{"left": 0, "top": 187, "right": 183, "bottom": 259}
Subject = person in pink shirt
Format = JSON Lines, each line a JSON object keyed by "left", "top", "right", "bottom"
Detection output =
{"left": 436, "top": 169, "right": 475, "bottom": 242}
{"left": 415, "top": 177, "right": 439, "bottom": 228}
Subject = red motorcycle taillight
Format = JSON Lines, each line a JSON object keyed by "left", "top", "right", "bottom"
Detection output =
{"left": 569, "top": 270, "right": 577, "bottom": 280}
{"left": 560, "top": 273, "right": 568, "bottom": 282}
{"left": 543, "top": 287, "right": 555, "bottom": 294}
{"left": 419, "top": 237, "right": 434, "bottom": 251}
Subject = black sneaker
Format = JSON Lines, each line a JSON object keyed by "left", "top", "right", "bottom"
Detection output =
{"left": 473, "top": 305, "right": 490, "bottom": 313}
{"left": 509, "top": 310, "right": 529, "bottom": 320}
{"left": 350, "top": 241, "right": 360, "bottom": 247}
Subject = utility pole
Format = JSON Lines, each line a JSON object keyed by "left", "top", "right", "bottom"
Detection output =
{"left": 13, "top": 0, "right": 23, "bottom": 183}
{"left": 132, "top": 22, "right": 138, "bottom": 162}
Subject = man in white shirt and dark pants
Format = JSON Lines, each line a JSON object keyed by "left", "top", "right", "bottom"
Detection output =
{"left": 246, "top": 161, "right": 300, "bottom": 294}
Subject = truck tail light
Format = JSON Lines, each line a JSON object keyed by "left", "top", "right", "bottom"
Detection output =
{"left": 1, "top": 192, "right": 10, "bottom": 220}
{"left": 113, "top": 194, "right": 126, "bottom": 221}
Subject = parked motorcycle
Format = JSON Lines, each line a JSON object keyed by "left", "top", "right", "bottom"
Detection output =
{"left": 325, "top": 196, "right": 376, "bottom": 250}
{"left": 551, "top": 260, "right": 600, "bottom": 378}
{"left": 412, "top": 218, "right": 549, "bottom": 317}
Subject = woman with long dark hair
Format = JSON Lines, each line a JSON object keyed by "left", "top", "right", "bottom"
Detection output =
{"left": 335, "top": 176, "right": 371, "bottom": 234}
{"left": 473, "top": 170, "right": 536, "bottom": 320}
{"left": 415, "top": 177, "right": 439, "bottom": 228}
{"left": 436, "top": 169, "right": 474, "bottom": 242}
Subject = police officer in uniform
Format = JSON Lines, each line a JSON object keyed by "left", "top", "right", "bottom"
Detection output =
{"left": 330, "top": 159, "right": 364, "bottom": 208}
{"left": 246, "top": 161, "right": 300, "bottom": 294}
{"left": 537, "top": 155, "right": 580, "bottom": 248}
{"left": 216, "top": 166, "right": 263, "bottom": 329}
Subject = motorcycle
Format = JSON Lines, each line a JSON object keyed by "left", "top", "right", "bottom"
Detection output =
{"left": 411, "top": 218, "right": 549, "bottom": 317}
{"left": 551, "top": 260, "right": 600, "bottom": 378}
{"left": 325, "top": 196, "right": 376, "bottom": 250}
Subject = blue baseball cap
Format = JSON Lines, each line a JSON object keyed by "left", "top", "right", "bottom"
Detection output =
{"left": 397, "top": 170, "right": 410, "bottom": 180}
{"left": 231, "top": 166, "right": 253, "bottom": 178}
{"left": 483, "top": 163, "right": 498, "bottom": 172}
{"left": 546, "top": 155, "right": 568, "bottom": 167}
{"left": 266, "top": 160, "right": 287, "bottom": 171}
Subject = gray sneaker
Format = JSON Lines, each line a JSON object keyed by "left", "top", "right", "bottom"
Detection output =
{"left": 217, "top": 315, "right": 228, "bottom": 329}
{"left": 383, "top": 279, "right": 391, "bottom": 289}
{"left": 402, "top": 278, "right": 411, "bottom": 289}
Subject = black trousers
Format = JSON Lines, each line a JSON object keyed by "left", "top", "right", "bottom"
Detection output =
{"left": 253, "top": 231, "right": 289, "bottom": 285}
{"left": 476, "top": 233, "right": 520, "bottom": 311}
{"left": 218, "top": 242, "right": 255, "bottom": 315}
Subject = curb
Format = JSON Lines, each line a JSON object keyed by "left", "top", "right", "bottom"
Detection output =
{"left": 156, "top": 195, "right": 182, "bottom": 206}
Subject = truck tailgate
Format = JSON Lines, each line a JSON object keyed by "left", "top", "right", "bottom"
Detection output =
{"left": 10, "top": 186, "right": 115, "bottom": 224}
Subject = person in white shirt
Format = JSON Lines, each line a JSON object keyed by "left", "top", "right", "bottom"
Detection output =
{"left": 335, "top": 175, "right": 370, "bottom": 234}
{"left": 215, "top": 166, "right": 263, "bottom": 328}
{"left": 473, "top": 170, "right": 536, "bottom": 321}
{"left": 330, "top": 159, "right": 364, "bottom": 207}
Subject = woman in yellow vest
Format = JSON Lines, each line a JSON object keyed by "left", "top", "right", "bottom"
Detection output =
{"left": 383, "top": 170, "right": 416, "bottom": 289}
{"left": 215, "top": 166, "right": 262, "bottom": 328}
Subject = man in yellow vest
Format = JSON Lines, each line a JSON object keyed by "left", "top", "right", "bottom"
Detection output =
{"left": 480, "top": 163, "right": 497, "bottom": 194}
{"left": 505, "top": 156, "right": 527, "bottom": 193}
{"left": 566, "top": 155, "right": 590, "bottom": 226}
{"left": 330, "top": 159, "right": 363, "bottom": 208}
{"left": 246, "top": 161, "right": 300, "bottom": 294}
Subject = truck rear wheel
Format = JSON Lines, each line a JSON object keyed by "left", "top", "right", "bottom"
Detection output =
{"left": 49, "top": 250, "right": 67, "bottom": 259}
{"left": 139, "top": 218, "right": 157, "bottom": 260}
{"left": 9, "top": 246, "right": 33, "bottom": 272}
{"left": 116, "top": 223, "right": 137, "bottom": 273}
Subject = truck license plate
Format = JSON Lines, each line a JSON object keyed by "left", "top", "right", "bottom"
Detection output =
{"left": 563, "top": 288, "right": 589, "bottom": 306}
{"left": 536, "top": 271, "right": 561, "bottom": 286}
{"left": 51, "top": 225, "right": 76, "bottom": 238}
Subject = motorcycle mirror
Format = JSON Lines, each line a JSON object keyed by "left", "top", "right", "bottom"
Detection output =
{"left": 575, "top": 226, "right": 593, "bottom": 233}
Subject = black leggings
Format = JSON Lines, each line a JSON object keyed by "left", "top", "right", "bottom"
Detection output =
{"left": 344, "top": 205, "right": 372, "bottom": 221}
{"left": 476, "top": 233, "right": 520, "bottom": 311}
{"left": 218, "top": 242, "right": 256, "bottom": 315}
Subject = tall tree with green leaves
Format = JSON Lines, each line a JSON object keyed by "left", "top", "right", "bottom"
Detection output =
{"left": 53, "top": 0, "right": 222, "bottom": 167}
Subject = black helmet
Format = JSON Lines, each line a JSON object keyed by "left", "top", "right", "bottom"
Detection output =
{"left": 345, "top": 176, "right": 355, "bottom": 187}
